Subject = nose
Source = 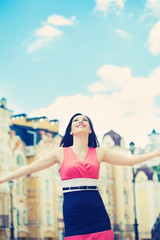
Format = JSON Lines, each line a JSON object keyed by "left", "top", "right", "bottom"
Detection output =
{"left": 77, "top": 120, "right": 84, "bottom": 126}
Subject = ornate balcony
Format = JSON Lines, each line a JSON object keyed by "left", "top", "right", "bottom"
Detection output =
{"left": 113, "top": 224, "right": 122, "bottom": 232}
{"left": 0, "top": 215, "right": 9, "bottom": 228}
{"left": 125, "top": 224, "right": 134, "bottom": 232}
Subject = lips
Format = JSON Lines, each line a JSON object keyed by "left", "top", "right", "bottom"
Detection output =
{"left": 77, "top": 124, "right": 85, "bottom": 127}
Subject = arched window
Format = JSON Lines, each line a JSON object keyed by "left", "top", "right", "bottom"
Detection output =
{"left": 23, "top": 210, "right": 27, "bottom": 225}
{"left": 17, "top": 210, "right": 20, "bottom": 225}
{"left": 124, "top": 189, "right": 128, "bottom": 204}
{"left": 22, "top": 179, "right": 26, "bottom": 195}
{"left": 45, "top": 179, "right": 50, "bottom": 196}
{"left": 46, "top": 211, "right": 51, "bottom": 225}
{"left": 16, "top": 154, "right": 24, "bottom": 166}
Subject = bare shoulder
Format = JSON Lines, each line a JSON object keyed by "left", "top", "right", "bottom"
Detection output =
{"left": 51, "top": 147, "right": 64, "bottom": 159}
{"left": 96, "top": 147, "right": 109, "bottom": 162}
{"left": 96, "top": 147, "right": 107, "bottom": 163}
{"left": 47, "top": 147, "right": 64, "bottom": 164}
{"left": 52, "top": 147, "right": 64, "bottom": 166}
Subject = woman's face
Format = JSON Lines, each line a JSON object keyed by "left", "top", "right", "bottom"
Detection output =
{"left": 70, "top": 115, "right": 92, "bottom": 136}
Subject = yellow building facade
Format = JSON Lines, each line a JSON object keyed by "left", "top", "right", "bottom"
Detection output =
{"left": 135, "top": 167, "right": 160, "bottom": 239}
{"left": 101, "top": 130, "right": 160, "bottom": 240}
{"left": 0, "top": 99, "right": 63, "bottom": 240}
{"left": 101, "top": 130, "right": 135, "bottom": 240}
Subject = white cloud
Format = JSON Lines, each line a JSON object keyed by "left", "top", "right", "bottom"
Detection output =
{"left": 140, "top": 0, "right": 160, "bottom": 22}
{"left": 25, "top": 14, "right": 75, "bottom": 53}
{"left": 47, "top": 15, "right": 76, "bottom": 26}
{"left": 145, "top": 0, "right": 160, "bottom": 17}
{"left": 89, "top": 64, "right": 160, "bottom": 102}
{"left": 88, "top": 82, "right": 106, "bottom": 92}
{"left": 29, "top": 64, "right": 160, "bottom": 148}
{"left": 116, "top": 29, "right": 131, "bottom": 39}
{"left": 27, "top": 26, "right": 62, "bottom": 53}
{"left": 89, "top": 65, "right": 131, "bottom": 92}
{"left": 148, "top": 20, "right": 160, "bottom": 55}
{"left": 94, "top": 0, "right": 126, "bottom": 14}
{"left": 27, "top": 38, "right": 48, "bottom": 53}
{"left": 36, "top": 25, "right": 62, "bottom": 37}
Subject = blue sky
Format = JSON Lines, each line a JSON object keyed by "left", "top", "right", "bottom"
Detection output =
{"left": 1, "top": 0, "right": 160, "bottom": 147}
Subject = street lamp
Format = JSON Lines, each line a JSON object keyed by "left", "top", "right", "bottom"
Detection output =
{"left": 8, "top": 180, "right": 15, "bottom": 240}
{"left": 129, "top": 142, "right": 139, "bottom": 240}
{"left": 17, "top": 210, "right": 20, "bottom": 240}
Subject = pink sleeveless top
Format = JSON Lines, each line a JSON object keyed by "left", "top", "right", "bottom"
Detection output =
{"left": 58, "top": 147, "right": 100, "bottom": 181}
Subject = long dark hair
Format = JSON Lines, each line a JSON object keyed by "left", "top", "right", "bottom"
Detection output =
{"left": 60, "top": 113, "right": 100, "bottom": 148}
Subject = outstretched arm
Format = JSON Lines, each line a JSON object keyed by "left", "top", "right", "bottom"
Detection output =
{"left": 98, "top": 147, "right": 159, "bottom": 166}
{"left": 0, "top": 147, "right": 63, "bottom": 184}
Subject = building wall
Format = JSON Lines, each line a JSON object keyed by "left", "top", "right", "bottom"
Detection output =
{"left": 11, "top": 115, "right": 59, "bottom": 133}
{"left": 136, "top": 171, "right": 160, "bottom": 240}
{"left": 0, "top": 105, "right": 62, "bottom": 239}
{"left": 102, "top": 130, "right": 160, "bottom": 240}
{"left": 26, "top": 130, "right": 62, "bottom": 239}
{"left": 0, "top": 105, "right": 15, "bottom": 239}
{"left": 101, "top": 134, "right": 134, "bottom": 240}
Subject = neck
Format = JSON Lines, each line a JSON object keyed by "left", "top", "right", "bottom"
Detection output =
{"left": 72, "top": 134, "right": 89, "bottom": 152}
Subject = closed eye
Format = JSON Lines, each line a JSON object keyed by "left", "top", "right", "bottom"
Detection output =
{"left": 73, "top": 116, "right": 89, "bottom": 122}
{"left": 73, "top": 119, "right": 78, "bottom": 122}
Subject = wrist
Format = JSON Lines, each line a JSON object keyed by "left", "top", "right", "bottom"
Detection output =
{"left": 0, "top": 177, "right": 5, "bottom": 184}
{"left": 156, "top": 149, "right": 160, "bottom": 158}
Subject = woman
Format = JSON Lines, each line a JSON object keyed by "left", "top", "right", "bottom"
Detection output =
{"left": 0, "top": 113, "right": 159, "bottom": 240}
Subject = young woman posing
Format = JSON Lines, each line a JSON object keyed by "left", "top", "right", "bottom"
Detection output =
{"left": 0, "top": 113, "right": 159, "bottom": 240}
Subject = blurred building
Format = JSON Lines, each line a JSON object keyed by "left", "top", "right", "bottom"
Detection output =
{"left": 135, "top": 166, "right": 160, "bottom": 239}
{"left": 0, "top": 98, "right": 13, "bottom": 239}
{"left": 144, "top": 129, "right": 160, "bottom": 165}
{"left": 0, "top": 98, "right": 63, "bottom": 240}
{"left": 137, "top": 129, "right": 160, "bottom": 240}
{"left": 101, "top": 129, "right": 160, "bottom": 240}
{"left": 101, "top": 130, "right": 134, "bottom": 240}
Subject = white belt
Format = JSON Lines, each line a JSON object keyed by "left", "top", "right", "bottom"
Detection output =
{"left": 61, "top": 178, "right": 99, "bottom": 193}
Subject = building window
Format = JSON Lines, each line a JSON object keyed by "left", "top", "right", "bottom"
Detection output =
{"left": 46, "top": 211, "right": 51, "bottom": 225}
{"left": 7, "top": 151, "right": 11, "bottom": 165}
{"left": 107, "top": 190, "right": 111, "bottom": 205}
{"left": 58, "top": 196, "right": 63, "bottom": 212}
{"left": 17, "top": 210, "right": 20, "bottom": 225}
{"left": 124, "top": 190, "right": 128, "bottom": 204}
{"left": 23, "top": 210, "right": 27, "bottom": 225}
{"left": 16, "top": 154, "right": 24, "bottom": 166}
{"left": 58, "top": 229, "right": 65, "bottom": 240}
{"left": 16, "top": 180, "right": 19, "bottom": 195}
{"left": 125, "top": 213, "right": 129, "bottom": 226}
{"left": 45, "top": 180, "right": 49, "bottom": 196}
{"left": 123, "top": 168, "right": 127, "bottom": 180}
{"left": 22, "top": 179, "right": 26, "bottom": 195}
